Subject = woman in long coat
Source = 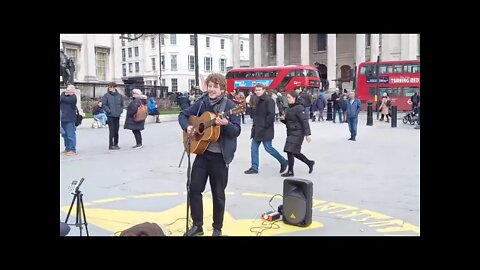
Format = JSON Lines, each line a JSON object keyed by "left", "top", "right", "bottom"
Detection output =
{"left": 280, "top": 91, "right": 315, "bottom": 177}
{"left": 378, "top": 93, "right": 390, "bottom": 122}
{"left": 124, "top": 89, "right": 148, "bottom": 148}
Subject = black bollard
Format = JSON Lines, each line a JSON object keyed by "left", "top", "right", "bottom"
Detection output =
{"left": 367, "top": 101, "right": 373, "bottom": 126}
{"left": 391, "top": 105, "right": 397, "bottom": 128}
{"left": 326, "top": 101, "right": 333, "bottom": 121}
{"left": 376, "top": 100, "right": 380, "bottom": 120}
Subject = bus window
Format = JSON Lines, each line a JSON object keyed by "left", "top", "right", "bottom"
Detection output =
{"left": 360, "top": 65, "right": 374, "bottom": 75}
{"left": 379, "top": 65, "right": 388, "bottom": 74}
{"left": 387, "top": 65, "right": 393, "bottom": 73}
{"left": 411, "top": 64, "right": 420, "bottom": 73}
{"left": 379, "top": 87, "right": 392, "bottom": 97}
{"left": 226, "top": 72, "right": 234, "bottom": 78}
{"left": 403, "top": 64, "right": 413, "bottom": 73}
{"left": 393, "top": 64, "right": 403, "bottom": 73}
{"left": 306, "top": 69, "right": 319, "bottom": 77}
{"left": 392, "top": 87, "right": 402, "bottom": 97}
{"left": 368, "top": 87, "right": 376, "bottom": 96}
{"left": 403, "top": 87, "right": 419, "bottom": 97}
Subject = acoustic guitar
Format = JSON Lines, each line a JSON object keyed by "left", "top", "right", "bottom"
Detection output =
{"left": 183, "top": 105, "right": 246, "bottom": 154}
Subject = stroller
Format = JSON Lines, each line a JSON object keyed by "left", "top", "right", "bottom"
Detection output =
{"left": 402, "top": 107, "right": 418, "bottom": 125}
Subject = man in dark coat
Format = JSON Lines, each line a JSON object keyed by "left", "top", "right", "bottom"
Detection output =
{"left": 331, "top": 89, "right": 342, "bottom": 123}
{"left": 244, "top": 83, "right": 288, "bottom": 175}
{"left": 60, "top": 84, "right": 78, "bottom": 155}
{"left": 102, "top": 82, "right": 124, "bottom": 150}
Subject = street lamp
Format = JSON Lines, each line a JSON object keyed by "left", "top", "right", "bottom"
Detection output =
{"left": 194, "top": 34, "right": 199, "bottom": 89}
{"left": 158, "top": 34, "right": 163, "bottom": 87}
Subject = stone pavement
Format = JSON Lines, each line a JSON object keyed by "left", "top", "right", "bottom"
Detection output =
{"left": 60, "top": 111, "right": 420, "bottom": 236}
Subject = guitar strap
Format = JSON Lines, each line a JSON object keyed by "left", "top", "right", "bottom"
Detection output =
{"left": 217, "top": 96, "right": 228, "bottom": 117}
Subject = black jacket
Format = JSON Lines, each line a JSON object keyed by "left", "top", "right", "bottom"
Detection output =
{"left": 101, "top": 90, "right": 124, "bottom": 117}
{"left": 281, "top": 100, "right": 311, "bottom": 154}
{"left": 92, "top": 105, "right": 105, "bottom": 115}
{"left": 60, "top": 92, "right": 77, "bottom": 122}
{"left": 178, "top": 95, "right": 241, "bottom": 165}
{"left": 331, "top": 92, "right": 340, "bottom": 109}
{"left": 299, "top": 91, "right": 312, "bottom": 107}
{"left": 251, "top": 93, "right": 275, "bottom": 141}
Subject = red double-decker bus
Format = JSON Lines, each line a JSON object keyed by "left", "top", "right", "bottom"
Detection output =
{"left": 356, "top": 60, "right": 420, "bottom": 111}
{"left": 226, "top": 65, "right": 321, "bottom": 93}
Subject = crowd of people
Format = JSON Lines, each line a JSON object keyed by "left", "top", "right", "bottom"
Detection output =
{"left": 60, "top": 74, "right": 418, "bottom": 236}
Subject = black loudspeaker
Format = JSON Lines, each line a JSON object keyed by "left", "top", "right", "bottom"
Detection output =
{"left": 282, "top": 178, "right": 313, "bottom": 227}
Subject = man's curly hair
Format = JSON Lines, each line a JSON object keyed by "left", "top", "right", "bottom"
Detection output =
{"left": 205, "top": 73, "right": 226, "bottom": 91}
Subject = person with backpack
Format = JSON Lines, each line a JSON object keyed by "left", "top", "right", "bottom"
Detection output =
{"left": 124, "top": 89, "right": 148, "bottom": 149}
{"left": 147, "top": 96, "right": 161, "bottom": 123}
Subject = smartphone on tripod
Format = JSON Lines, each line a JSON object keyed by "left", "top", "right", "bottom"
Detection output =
{"left": 68, "top": 178, "right": 84, "bottom": 194}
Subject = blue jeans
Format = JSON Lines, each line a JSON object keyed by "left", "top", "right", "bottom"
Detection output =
{"left": 304, "top": 106, "right": 311, "bottom": 115}
{"left": 61, "top": 121, "right": 76, "bottom": 151}
{"left": 251, "top": 139, "right": 287, "bottom": 171}
{"left": 60, "top": 122, "right": 65, "bottom": 137}
{"left": 94, "top": 113, "right": 108, "bottom": 125}
{"left": 347, "top": 116, "right": 358, "bottom": 138}
{"left": 333, "top": 108, "right": 343, "bottom": 123}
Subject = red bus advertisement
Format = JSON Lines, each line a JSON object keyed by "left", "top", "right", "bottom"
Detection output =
{"left": 356, "top": 60, "right": 420, "bottom": 111}
{"left": 226, "top": 65, "right": 321, "bottom": 93}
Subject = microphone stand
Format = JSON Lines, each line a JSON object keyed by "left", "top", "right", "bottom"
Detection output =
{"left": 182, "top": 98, "right": 204, "bottom": 236}
{"left": 185, "top": 129, "right": 193, "bottom": 236}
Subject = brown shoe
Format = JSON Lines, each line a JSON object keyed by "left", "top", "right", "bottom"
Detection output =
{"left": 65, "top": 151, "right": 77, "bottom": 156}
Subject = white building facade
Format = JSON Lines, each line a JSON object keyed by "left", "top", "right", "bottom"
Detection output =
{"left": 249, "top": 33, "right": 420, "bottom": 91}
{"left": 60, "top": 34, "right": 123, "bottom": 97}
{"left": 121, "top": 34, "right": 250, "bottom": 92}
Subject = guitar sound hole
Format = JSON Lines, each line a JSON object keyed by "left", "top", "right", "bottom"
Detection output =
{"left": 197, "top": 123, "right": 204, "bottom": 134}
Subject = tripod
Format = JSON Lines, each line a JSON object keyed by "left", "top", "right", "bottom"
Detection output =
{"left": 64, "top": 189, "right": 89, "bottom": 236}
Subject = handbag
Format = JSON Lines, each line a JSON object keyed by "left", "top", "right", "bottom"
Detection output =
{"left": 75, "top": 107, "right": 83, "bottom": 127}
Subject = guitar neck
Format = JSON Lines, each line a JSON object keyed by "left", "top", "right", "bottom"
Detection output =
{"left": 204, "top": 110, "right": 232, "bottom": 128}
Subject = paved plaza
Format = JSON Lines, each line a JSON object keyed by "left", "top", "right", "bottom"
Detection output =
{"left": 60, "top": 112, "right": 420, "bottom": 236}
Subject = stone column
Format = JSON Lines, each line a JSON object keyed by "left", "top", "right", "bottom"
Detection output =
{"left": 84, "top": 34, "right": 97, "bottom": 81}
{"left": 300, "top": 34, "right": 310, "bottom": 65}
{"left": 232, "top": 34, "right": 240, "bottom": 68}
{"left": 371, "top": 34, "right": 380, "bottom": 61}
{"left": 276, "top": 34, "right": 284, "bottom": 66}
{"left": 401, "top": 34, "right": 418, "bottom": 60}
{"left": 112, "top": 34, "right": 123, "bottom": 83}
{"left": 356, "top": 34, "right": 366, "bottom": 66}
{"left": 327, "top": 34, "right": 337, "bottom": 89}
{"left": 249, "top": 34, "right": 254, "bottom": 67}
{"left": 254, "top": 34, "right": 262, "bottom": 67}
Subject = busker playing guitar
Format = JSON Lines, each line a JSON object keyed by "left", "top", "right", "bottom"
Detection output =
{"left": 178, "top": 73, "right": 241, "bottom": 236}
